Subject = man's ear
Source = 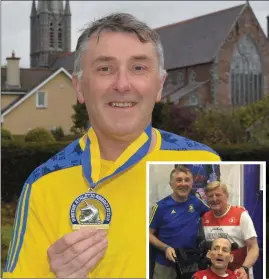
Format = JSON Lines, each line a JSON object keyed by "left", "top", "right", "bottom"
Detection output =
{"left": 72, "top": 75, "right": 85, "bottom": 104}
{"left": 229, "top": 254, "right": 234, "bottom": 263}
{"left": 206, "top": 250, "right": 211, "bottom": 260}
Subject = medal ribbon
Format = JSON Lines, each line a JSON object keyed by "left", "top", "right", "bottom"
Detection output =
{"left": 81, "top": 124, "right": 152, "bottom": 190}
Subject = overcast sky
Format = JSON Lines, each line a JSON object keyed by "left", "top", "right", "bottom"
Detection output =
{"left": 2, "top": 1, "right": 268, "bottom": 68}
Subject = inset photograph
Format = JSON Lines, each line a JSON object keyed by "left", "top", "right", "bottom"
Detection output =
{"left": 148, "top": 163, "right": 265, "bottom": 279}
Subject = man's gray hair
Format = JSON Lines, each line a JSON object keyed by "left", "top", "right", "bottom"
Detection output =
{"left": 73, "top": 13, "right": 166, "bottom": 80}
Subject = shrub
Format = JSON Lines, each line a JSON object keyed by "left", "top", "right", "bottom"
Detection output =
{"left": 25, "top": 127, "right": 55, "bottom": 143}
{"left": 1, "top": 129, "right": 13, "bottom": 141}
{"left": 51, "top": 126, "right": 64, "bottom": 141}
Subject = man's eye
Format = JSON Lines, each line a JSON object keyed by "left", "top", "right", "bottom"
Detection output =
{"left": 132, "top": 65, "right": 147, "bottom": 71}
{"left": 98, "top": 67, "right": 110, "bottom": 72}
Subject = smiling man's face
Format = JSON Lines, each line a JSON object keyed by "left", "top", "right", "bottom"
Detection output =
{"left": 170, "top": 171, "right": 193, "bottom": 201}
{"left": 208, "top": 238, "right": 233, "bottom": 271}
{"left": 73, "top": 31, "right": 165, "bottom": 139}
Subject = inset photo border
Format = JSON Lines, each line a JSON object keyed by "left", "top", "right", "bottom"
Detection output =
{"left": 147, "top": 162, "right": 266, "bottom": 279}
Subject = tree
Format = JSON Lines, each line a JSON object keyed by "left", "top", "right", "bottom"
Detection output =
{"left": 70, "top": 102, "right": 89, "bottom": 135}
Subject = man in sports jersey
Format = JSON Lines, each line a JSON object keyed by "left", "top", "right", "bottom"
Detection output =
{"left": 202, "top": 182, "right": 259, "bottom": 279}
{"left": 3, "top": 13, "right": 220, "bottom": 278}
{"left": 149, "top": 165, "right": 210, "bottom": 279}
{"left": 192, "top": 237, "right": 238, "bottom": 279}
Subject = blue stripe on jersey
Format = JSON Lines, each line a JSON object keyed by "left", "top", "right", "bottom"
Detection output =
{"left": 4, "top": 139, "right": 83, "bottom": 272}
{"left": 158, "top": 129, "right": 218, "bottom": 154}
{"left": 4, "top": 184, "right": 28, "bottom": 272}
{"left": 10, "top": 184, "right": 32, "bottom": 272}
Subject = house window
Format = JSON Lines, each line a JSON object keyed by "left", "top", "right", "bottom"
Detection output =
{"left": 230, "top": 35, "right": 263, "bottom": 106}
{"left": 36, "top": 91, "right": 47, "bottom": 108}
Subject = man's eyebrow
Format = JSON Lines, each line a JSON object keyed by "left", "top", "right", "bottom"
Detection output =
{"left": 92, "top": 56, "right": 116, "bottom": 64}
{"left": 130, "top": 55, "right": 152, "bottom": 61}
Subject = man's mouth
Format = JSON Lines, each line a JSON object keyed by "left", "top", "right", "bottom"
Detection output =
{"left": 215, "top": 258, "right": 224, "bottom": 263}
{"left": 178, "top": 187, "right": 189, "bottom": 192}
{"left": 108, "top": 102, "right": 136, "bottom": 108}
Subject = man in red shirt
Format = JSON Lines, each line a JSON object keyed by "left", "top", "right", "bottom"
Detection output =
{"left": 202, "top": 181, "right": 259, "bottom": 279}
{"left": 192, "top": 237, "right": 238, "bottom": 279}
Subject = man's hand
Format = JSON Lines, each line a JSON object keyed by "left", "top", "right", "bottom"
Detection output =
{"left": 47, "top": 228, "right": 108, "bottom": 278}
{"left": 234, "top": 267, "right": 248, "bottom": 279}
{"left": 165, "top": 247, "right": 177, "bottom": 263}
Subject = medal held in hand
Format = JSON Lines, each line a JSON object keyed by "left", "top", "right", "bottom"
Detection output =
{"left": 70, "top": 124, "right": 152, "bottom": 230}
{"left": 70, "top": 189, "right": 112, "bottom": 230}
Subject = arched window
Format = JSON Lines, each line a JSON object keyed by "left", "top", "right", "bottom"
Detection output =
{"left": 50, "top": 22, "right": 54, "bottom": 47}
{"left": 230, "top": 35, "right": 263, "bottom": 106}
{"left": 188, "top": 70, "right": 196, "bottom": 83}
{"left": 58, "top": 23, "right": 62, "bottom": 48}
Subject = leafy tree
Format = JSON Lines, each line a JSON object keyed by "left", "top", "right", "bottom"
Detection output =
{"left": 71, "top": 102, "right": 89, "bottom": 135}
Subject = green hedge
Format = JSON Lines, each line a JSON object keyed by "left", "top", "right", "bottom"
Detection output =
{"left": 2, "top": 141, "right": 68, "bottom": 202}
{"left": 1, "top": 141, "right": 269, "bottom": 202}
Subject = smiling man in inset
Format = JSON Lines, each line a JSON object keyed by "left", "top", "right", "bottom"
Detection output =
{"left": 149, "top": 165, "right": 210, "bottom": 279}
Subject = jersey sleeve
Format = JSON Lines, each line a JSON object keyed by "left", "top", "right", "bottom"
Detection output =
{"left": 197, "top": 196, "right": 210, "bottom": 216}
{"left": 240, "top": 211, "right": 257, "bottom": 241}
{"left": 2, "top": 182, "right": 55, "bottom": 278}
{"left": 149, "top": 204, "right": 162, "bottom": 230}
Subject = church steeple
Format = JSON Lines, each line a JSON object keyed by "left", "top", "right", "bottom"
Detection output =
{"left": 64, "top": 0, "right": 71, "bottom": 16}
{"left": 30, "top": 0, "right": 36, "bottom": 17}
{"left": 30, "top": 0, "right": 71, "bottom": 68}
{"left": 37, "top": 0, "right": 48, "bottom": 13}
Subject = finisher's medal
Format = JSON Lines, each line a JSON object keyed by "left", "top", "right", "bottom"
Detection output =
{"left": 70, "top": 124, "right": 152, "bottom": 230}
{"left": 70, "top": 190, "right": 112, "bottom": 230}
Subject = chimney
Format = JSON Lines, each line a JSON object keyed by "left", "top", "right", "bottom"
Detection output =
{"left": 6, "top": 50, "right": 21, "bottom": 89}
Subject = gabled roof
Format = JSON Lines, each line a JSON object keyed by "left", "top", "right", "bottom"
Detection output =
{"left": 2, "top": 67, "right": 72, "bottom": 117}
{"left": 1, "top": 67, "right": 54, "bottom": 92}
{"left": 156, "top": 4, "right": 246, "bottom": 70}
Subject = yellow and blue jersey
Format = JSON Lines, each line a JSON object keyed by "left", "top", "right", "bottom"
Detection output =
{"left": 149, "top": 195, "right": 210, "bottom": 266}
{"left": 3, "top": 128, "right": 220, "bottom": 278}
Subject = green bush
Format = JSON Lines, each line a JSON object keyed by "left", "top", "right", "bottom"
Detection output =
{"left": 2, "top": 141, "right": 69, "bottom": 202}
{"left": 51, "top": 126, "right": 64, "bottom": 141}
{"left": 25, "top": 127, "right": 55, "bottom": 143}
{"left": 1, "top": 129, "right": 13, "bottom": 142}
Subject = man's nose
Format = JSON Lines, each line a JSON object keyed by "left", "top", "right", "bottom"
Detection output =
{"left": 212, "top": 195, "right": 218, "bottom": 201}
{"left": 112, "top": 70, "right": 131, "bottom": 93}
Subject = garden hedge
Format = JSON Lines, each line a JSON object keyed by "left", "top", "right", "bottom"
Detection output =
{"left": 2, "top": 141, "right": 268, "bottom": 202}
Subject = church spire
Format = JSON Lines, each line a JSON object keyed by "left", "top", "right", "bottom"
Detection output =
{"left": 37, "top": 0, "right": 48, "bottom": 13}
{"left": 64, "top": 0, "right": 71, "bottom": 16}
{"left": 30, "top": 0, "right": 36, "bottom": 17}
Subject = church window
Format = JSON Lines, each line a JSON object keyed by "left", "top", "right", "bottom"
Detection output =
{"left": 230, "top": 35, "right": 263, "bottom": 106}
{"left": 188, "top": 70, "right": 196, "bottom": 83}
{"left": 50, "top": 22, "right": 54, "bottom": 47}
{"left": 58, "top": 23, "right": 62, "bottom": 48}
{"left": 186, "top": 92, "right": 199, "bottom": 106}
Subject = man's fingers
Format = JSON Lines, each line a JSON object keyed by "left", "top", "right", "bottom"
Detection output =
{"left": 49, "top": 230, "right": 107, "bottom": 271}
{"left": 68, "top": 239, "right": 108, "bottom": 278}
{"left": 48, "top": 228, "right": 99, "bottom": 255}
{"left": 56, "top": 237, "right": 108, "bottom": 277}
{"left": 172, "top": 249, "right": 177, "bottom": 259}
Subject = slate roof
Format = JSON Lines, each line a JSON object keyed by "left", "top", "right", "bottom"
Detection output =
{"left": 50, "top": 52, "right": 75, "bottom": 73}
{"left": 1, "top": 68, "right": 54, "bottom": 92}
{"left": 156, "top": 4, "right": 245, "bottom": 70}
